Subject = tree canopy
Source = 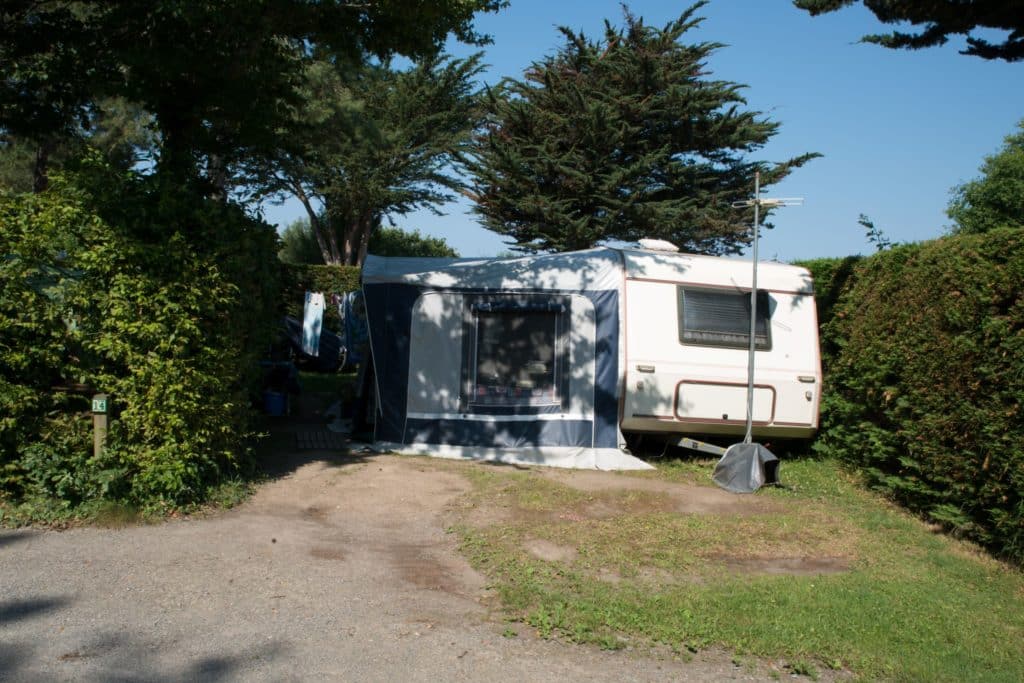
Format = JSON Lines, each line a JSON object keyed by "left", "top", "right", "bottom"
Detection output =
{"left": 468, "top": 3, "right": 817, "bottom": 255}
{"left": 793, "top": 0, "right": 1024, "bottom": 62}
{"left": 0, "top": 0, "right": 503, "bottom": 191}
{"left": 252, "top": 55, "right": 484, "bottom": 265}
{"left": 947, "top": 120, "right": 1024, "bottom": 234}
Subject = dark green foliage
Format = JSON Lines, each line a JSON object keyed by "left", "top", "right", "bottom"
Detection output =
{"left": 857, "top": 214, "right": 894, "bottom": 251}
{"left": 0, "top": 138, "right": 40, "bottom": 194}
{"left": 282, "top": 264, "right": 361, "bottom": 305}
{"left": 794, "top": 0, "right": 1024, "bottom": 61}
{"left": 0, "top": 1, "right": 503, "bottom": 187}
{"left": 469, "top": 3, "right": 817, "bottom": 254}
{"left": 370, "top": 226, "right": 459, "bottom": 259}
{"left": 253, "top": 54, "right": 484, "bottom": 265}
{"left": 815, "top": 229, "right": 1024, "bottom": 562}
{"left": 0, "top": 99, "right": 156, "bottom": 195}
{"left": 0, "top": 0, "right": 503, "bottom": 518}
{"left": 1, "top": 160, "right": 281, "bottom": 512}
{"left": 278, "top": 218, "right": 459, "bottom": 264}
{"left": 948, "top": 121, "right": 1024, "bottom": 235}
{"left": 794, "top": 255, "right": 862, "bottom": 364}
{"left": 278, "top": 218, "right": 326, "bottom": 265}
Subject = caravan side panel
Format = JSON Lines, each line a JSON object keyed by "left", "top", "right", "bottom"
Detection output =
{"left": 621, "top": 274, "right": 821, "bottom": 439}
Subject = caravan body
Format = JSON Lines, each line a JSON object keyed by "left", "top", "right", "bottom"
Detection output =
{"left": 360, "top": 247, "right": 820, "bottom": 470}
{"left": 620, "top": 249, "right": 820, "bottom": 440}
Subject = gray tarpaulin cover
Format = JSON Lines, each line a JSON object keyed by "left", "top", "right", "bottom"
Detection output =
{"left": 712, "top": 443, "right": 779, "bottom": 494}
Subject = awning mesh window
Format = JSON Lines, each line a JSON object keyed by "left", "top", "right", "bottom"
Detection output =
{"left": 472, "top": 309, "right": 560, "bottom": 406}
{"left": 678, "top": 287, "right": 771, "bottom": 350}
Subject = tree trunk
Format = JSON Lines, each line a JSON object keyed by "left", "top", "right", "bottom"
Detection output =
{"left": 342, "top": 210, "right": 375, "bottom": 267}
{"left": 293, "top": 182, "right": 339, "bottom": 264}
{"left": 206, "top": 154, "right": 228, "bottom": 202}
{"left": 356, "top": 212, "right": 377, "bottom": 267}
{"left": 325, "top": 214, "right": 342, "bottom": 265}
{"left": 32, "top": 143, "right": 50, "bottom": 193}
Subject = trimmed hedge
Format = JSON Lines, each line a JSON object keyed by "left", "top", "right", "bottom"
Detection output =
{"left": 809, "top": 229, "right": 1024, "bottom": 562}
{"left": 795, "top": 255, "right": 861, "bottom": 366}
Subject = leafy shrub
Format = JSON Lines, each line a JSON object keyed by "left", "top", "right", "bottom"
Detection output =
{"left": 816, "top": 228, "right": 1024, "bottom": 562}
{"left": 947, "top": 120, "right": 1024, "bottom": 235}
{"left": 1, "top": 158, "right": 281, "bottom": 513}
{"left": 278, "top": 217, "right": 459, "bottom": 265}
{"left": 369, "top": 226, "right": 458, "bottom": 258}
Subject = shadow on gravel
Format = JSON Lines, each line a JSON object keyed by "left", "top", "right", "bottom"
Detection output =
{"left": 0, "top": 531, "right": 39, "bottom": 549}
{"left": 1, "top": 630, "right": 289, "bottom": 683}
{"left": 84, "top": 633, "right": 290, "bottom": 683}
{"left": 252, "top": 415, "right": 374, "bottom": 481}
{"left": 0, "top": 596, "right": 72, "bottom": 624}
{"left": 0, "top": 642, "right": 32, "bottom": 681}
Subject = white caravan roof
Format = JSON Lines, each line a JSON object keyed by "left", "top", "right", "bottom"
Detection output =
{"left": 362, "top": 248, "right": 622, "bottom": 292}
{"left": 619, "top": 248, "right": 813, "bottom": 294}
{"left": 363, "top": 247, "right": 813, "bottom": 295}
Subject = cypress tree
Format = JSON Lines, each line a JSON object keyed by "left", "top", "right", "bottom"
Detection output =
{"left": 470, "top": 3, "right": 818, "bottom": 254}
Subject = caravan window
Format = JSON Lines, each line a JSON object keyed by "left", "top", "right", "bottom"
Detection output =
{"left": 466, "top": 300, "right": 566, "bottom": 408}
{"left": 677, "top": 287, "right": 771, "bottom": 350}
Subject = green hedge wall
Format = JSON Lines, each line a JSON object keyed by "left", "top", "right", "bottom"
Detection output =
{"left": 808, "top": 229, "right": 1024, "bottom": 562}
{"left": 1, "top": 161, "right": 281, "bottom": 514}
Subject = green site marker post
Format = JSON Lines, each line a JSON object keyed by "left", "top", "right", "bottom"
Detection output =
{"left": 92, "top": 393, "right": 108, "bottom": 458}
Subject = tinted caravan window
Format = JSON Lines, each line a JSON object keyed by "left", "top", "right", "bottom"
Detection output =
{"left": 466, "top": 300, "right": 566, "bottom": 407}
{"left": 677, "top": 287, "right": 771, "bottom": 350}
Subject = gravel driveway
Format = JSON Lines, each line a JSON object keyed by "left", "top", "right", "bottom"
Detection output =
{"left": 2, "top": 445, "right": 783, "bottom": 682}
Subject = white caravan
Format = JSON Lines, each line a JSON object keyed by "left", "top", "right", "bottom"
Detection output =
{"left": 359, "top": 245, "right": 821, "bottom": 470}
{"left": 619, "top": 248, "right": 820, "bottom": 442}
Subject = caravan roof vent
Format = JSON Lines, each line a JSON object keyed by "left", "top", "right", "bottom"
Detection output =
{"left": 637, "top": 238, "right": 679, "bottom": 252}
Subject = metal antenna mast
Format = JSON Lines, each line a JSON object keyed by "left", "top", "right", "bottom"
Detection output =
{"left": 731, "top": 171, "right": 803, "bottom": 444}
{"left": 671, "top": 172, "right": 805, "bottom": 493}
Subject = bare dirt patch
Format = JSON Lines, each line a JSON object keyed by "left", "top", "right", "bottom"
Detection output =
{"left": 309, "top": 546, "right": 345, "bottom": 561}
{"left": 539, "top": 468, "right": 779, "bottom": 516}
{"left": 525, "top": 538, "right": 578, "bottom": 563}
{"left": 454, "top": 463, "right": 856, "bottom": 582}
{"left": 386, "top": 542, "right": 483, "bottom": 596}
{"left": 712, "top": 555, "right": 851, "bottom": 576}
{"left": 596, "top": 565, "right": 679, "bottom": 585}
{"left": 457, "top": 467, "right": 773, "bottom": 534}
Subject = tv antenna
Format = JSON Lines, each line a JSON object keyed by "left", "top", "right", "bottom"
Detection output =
{"left": 711, "top": 171, "right": 803, "bottom": 493}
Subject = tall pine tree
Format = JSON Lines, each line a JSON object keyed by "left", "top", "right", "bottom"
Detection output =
{"left": 469, "top": 3, "right": 817, "bottom": 254}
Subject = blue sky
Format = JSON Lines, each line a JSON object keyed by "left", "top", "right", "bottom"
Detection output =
{"left": 262, "top": 1, "right": 1024, "bottom": 262}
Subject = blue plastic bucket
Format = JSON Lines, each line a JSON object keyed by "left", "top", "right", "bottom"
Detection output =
{"left": 263, "top": 390, "right": 287, "bottom": 416}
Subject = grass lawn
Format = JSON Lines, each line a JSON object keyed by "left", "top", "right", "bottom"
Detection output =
{"left": 448, "top": 457, "right": 1024, "bottom": 682}
{"left": 296, "top": 369, "right": 357, "bottom": 396}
